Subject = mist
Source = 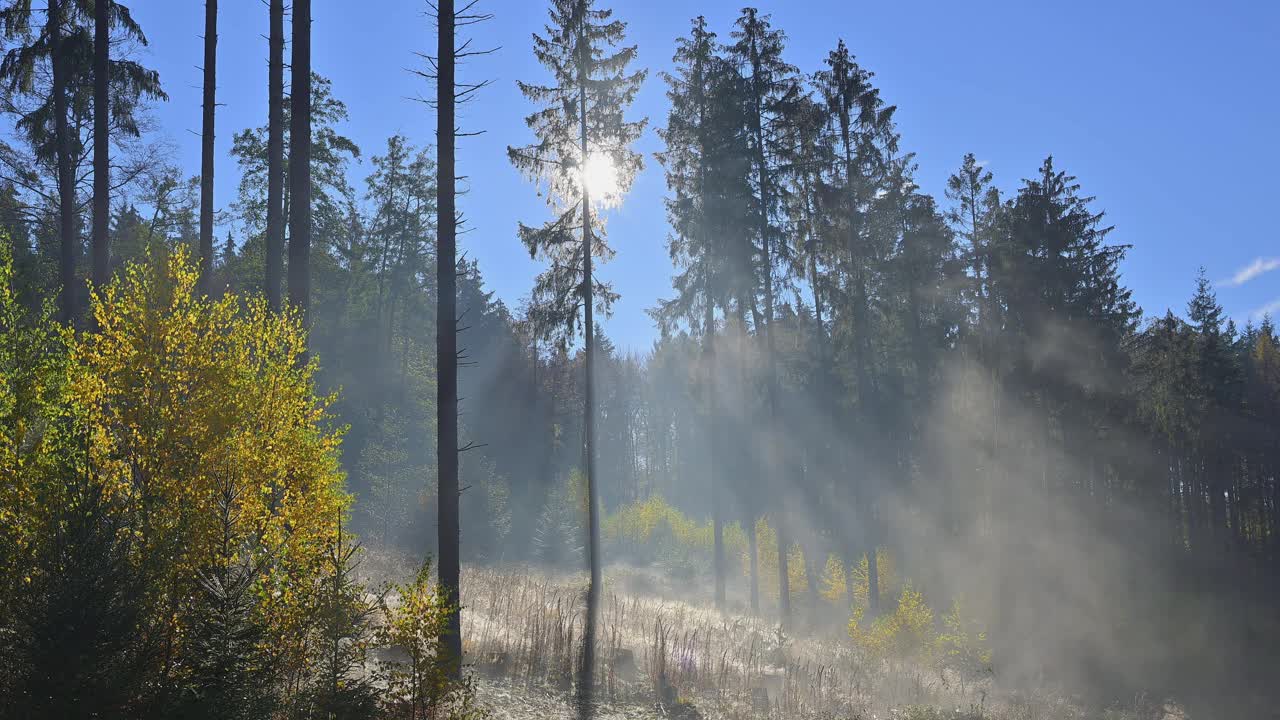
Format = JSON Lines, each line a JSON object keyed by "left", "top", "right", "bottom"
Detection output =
{"left": 0, "top": 1, "right": 1277, "bottom": 719}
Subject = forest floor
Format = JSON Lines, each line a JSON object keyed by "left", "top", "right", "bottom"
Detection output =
{"left": 359, "top": 549, "right": 1188, "bottom": 720}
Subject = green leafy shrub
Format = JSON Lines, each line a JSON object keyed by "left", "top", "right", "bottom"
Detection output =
{"left": 934, "top": 598, "right": 992, "bottom": 685}
{"left": 378, "top": 559, "right": 482, "bottom": 720}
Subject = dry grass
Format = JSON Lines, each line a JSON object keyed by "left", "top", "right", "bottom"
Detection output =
{"left": 357, "top": 553, "right": 1184, "bottom": 720}
{"left": 458, "top": 564, "right": 1001, "bottom": 719}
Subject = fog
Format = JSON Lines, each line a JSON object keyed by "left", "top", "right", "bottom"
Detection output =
{"left": 1, "top": 1, "right": 1276, "bottom": 718}
{"left": 340, "top": 277, "right": 1280, "bottom": 719}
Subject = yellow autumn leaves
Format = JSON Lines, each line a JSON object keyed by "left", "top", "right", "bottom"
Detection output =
{"left": 0, "top": 246, "right": 349, "bottom": 678}
{"left": 603, "top": 494, "right": 897, "bottom": 608}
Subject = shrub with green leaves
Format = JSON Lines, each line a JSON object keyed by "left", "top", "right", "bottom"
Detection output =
{"left": 378, "top": 559, "right": 482, "bottom": 720}
{"left": 934, "top": 598, "right": 993, "bottom": 685}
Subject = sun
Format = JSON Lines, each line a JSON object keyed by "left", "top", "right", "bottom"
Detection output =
{"left": 581, "top": 152, "right": 620, "bottom": 206}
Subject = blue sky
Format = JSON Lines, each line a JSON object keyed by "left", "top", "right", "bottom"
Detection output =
{"left": 132, "top": 0, "right": 1279, "bottom": 352}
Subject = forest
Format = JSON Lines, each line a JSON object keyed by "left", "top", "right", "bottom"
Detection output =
{"left": 0, "top": 1, "right": 1277, "bottom": 719}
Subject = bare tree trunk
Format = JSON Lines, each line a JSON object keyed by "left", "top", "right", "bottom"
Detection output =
{"left": 736, "top": 301, "right": 760, "bottom": 615}
{"left": 845, "top": 545, "right": 857, "bottom": 610}
{"left": 287, "top": 0, "right": 311, "bottom": 321}
{"left": 91, "top": 0, "right": 109, "bottom": 291}
{"left": 51, "top": 0, "right": 77, "bottom": 326}
{"left": 435, "top": 0, "right": 462, "bottom": 683}
{"left": 747, "top": 514, "right": 759, "bottom": 613}
{"left": 265, "top": 0, "right": 285, "bottom": 311}
{"left": 866, "top": 524, "right": 880, "bottom": 614}
{"left": 706, "top": 298, "right": 725, "bottom": 610}
{"left": 198, "top": 0, "right": 217, "bottom": 295}
{"left": 777, "top": 513, "right": 791, "bottom": 625}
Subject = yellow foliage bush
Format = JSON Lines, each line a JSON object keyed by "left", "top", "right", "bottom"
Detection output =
{"left": 852, "top": 548, "right": 899, "bottom": 609}
{"left": 847, "top": 585, "right": 935, "bottom": 665}
{"left": 934, "top": 597, "right": 993, "bottom": 679}
{"left": 819, "top": 548, "right": 898, "bottom": 609}
{"left": 71, "top": 250, "right": 349, "bottom": 676}
{"left": 379, "top": 561, "right": 481, "bottom": 719}
{"left": 748, "top": 516, "right": 811, "bottom": 604}
{"left": 604, "top": 494, "right": 748, "bottom": 560}
{"left": 819, "top": 553, "right": 847, "bottom": 603}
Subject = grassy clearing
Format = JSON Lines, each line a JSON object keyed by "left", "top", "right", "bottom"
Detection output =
{"left": 358, "top": 551, "right": 1186, "bottom": 720}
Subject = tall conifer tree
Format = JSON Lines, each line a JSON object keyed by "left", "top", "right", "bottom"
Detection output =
{"left": 0, "top": 0, "right": 161, "bottom": 320}
{"left": 655, "top": 16, "right": 735, "bottom": 609}
{"left": 814, "top": 38, "right": 895, "bottom": 614}
{"left": 508, "top": 1, "right": 645, "bottom": 713}
{"left": 729, "top": 7, "right": 803, "bottom": 626}
{"left": 428, "top": 0, "right": 494, "bottom": 682}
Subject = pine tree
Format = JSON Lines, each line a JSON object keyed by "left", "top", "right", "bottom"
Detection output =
{"left": 230, "top": 74, "right": 359, "bottom": 298}
{"left": 507, "top": 1, "right": 645, "bottom": 713}
{"left": 1186, "top": 270, "right": 1241, "bottom": 549}
{"left": 0, "top": 0, "right": 163, "bottom": 321}
{"left": 945, "top": 153, "right": 996, "bottom": 334}
{"left": 887, "top": 157, "right": 965, "bottom": 546}
{"left": 991, "top": 156, "right": 1137, "bottom": 572}
{"left": 174, "top": 479, "right": 277, "bottom": 720}
{"left": 308, "top": 517, "right": 380, "bottom": 720}
{"left": 655, "top": 15, "right": 732, "bottom": 610}
{"left": 729, "top": 6, "right": 804, "bottom": 627}
{"left": 944, "top": 153, "right": 1003, "bottom": 539}
{"left": 814, "top": 38, "right": 894, "bottom": 615}
{"left": 7, "top": 457, "right": 148, "bottom": 720}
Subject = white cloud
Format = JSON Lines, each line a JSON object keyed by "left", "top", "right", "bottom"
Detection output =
{"left": 1224, "top": 256, "right": 1280, "bottom": 287}
{"left": 1250, "top": 298, "right": 1280, "bottom": 322}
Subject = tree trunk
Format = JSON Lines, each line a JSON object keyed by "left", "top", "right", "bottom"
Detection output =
{"left": 435, "top": 0, "right": 462, "bottom": 683}
{"left": 803, "top": 527, "right": 821, "bottom": 617}
{"left": 265, "top": 0, "right": 285, "bottom": 311}
{"left": 287, "top": 0, "right": 312, "bottom": 320}
{"left": 51, "top": 0, "right": 77, "bottom": 326}
{"left": 198, "top": 0, "right": 217, "bottom": 295}
{"left": 706, "top": 298, "right": 724, "bottom": 610}
{"left": 735, "top": 301, "right": 760, "bottom": 615}
{"left": 747, "top": 514, "right": 759, "bottom": 614}
{"left": 91, "top": 0, "right": 109, "bottom": 291}
{"left": 577, "top": 24, "right": 600, "bottom": 720}
{"left": 777, "top": 513, "right": 791, "bottom": 627}
{"left": 845, "top": 545, "right": 858, "bottom": 611}
{"left": 866, "top": 526, "right": 880, "bottom": 615}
